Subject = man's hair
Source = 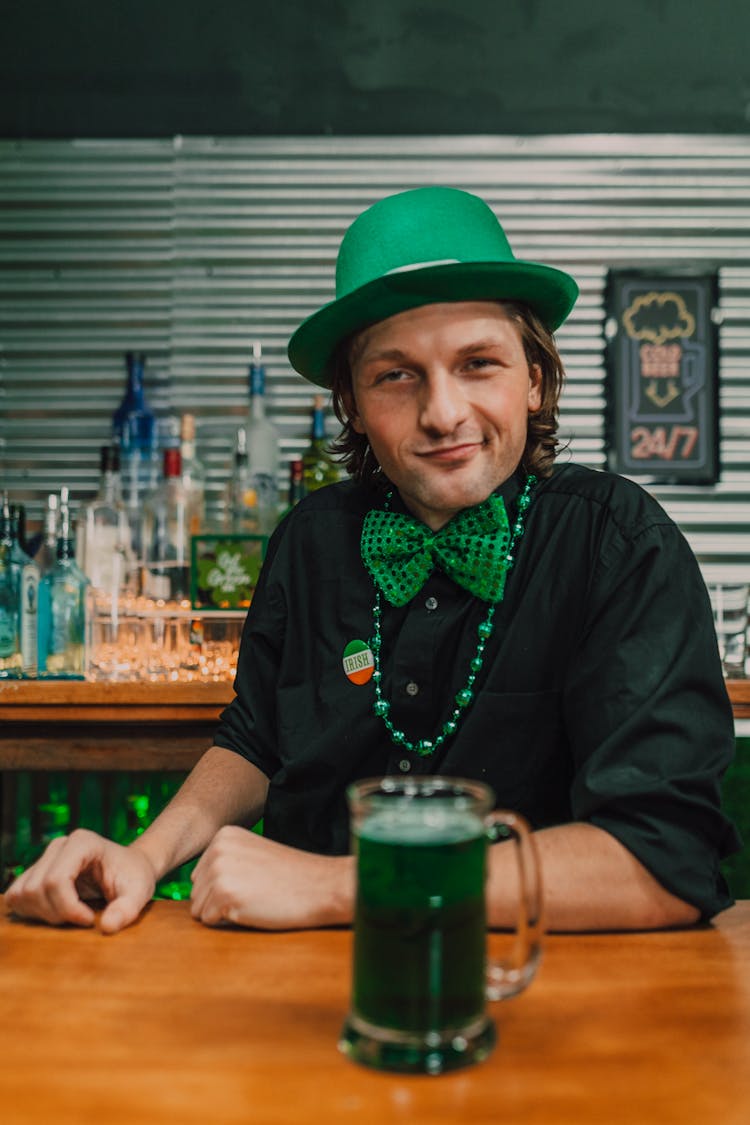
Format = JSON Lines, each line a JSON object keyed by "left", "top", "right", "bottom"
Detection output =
{"left": 329, "top": 301, "right": 566, "bottom": 482}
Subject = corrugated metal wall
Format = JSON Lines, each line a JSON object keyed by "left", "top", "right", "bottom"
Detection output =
{"left": 1, "top": 135, "right": 749, "bottom": 579}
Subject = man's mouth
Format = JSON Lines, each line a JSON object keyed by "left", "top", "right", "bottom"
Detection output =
{"left": 415, "top": 441, "right": 484, "bottom": 463}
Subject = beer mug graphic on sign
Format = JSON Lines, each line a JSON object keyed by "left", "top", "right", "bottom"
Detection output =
{"left": 339, "top": 776, "right": 544, "bottom": 1075}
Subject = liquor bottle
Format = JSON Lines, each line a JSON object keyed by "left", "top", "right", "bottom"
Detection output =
{"left": 33, "top": 494, "right": 59, "bottom": 577}
{"left": 112, "top": 351, "right": 157, "bottom": 567}
{"left": 0, "top": 496, "right": 22, "bottom": 678}
{"left": 227, "top": 427, "right": 259, "bottom": 533}
{"left": 77, "top": 446, "right": 132, "bottom": 598}
{"left": 244, "top": 342, "right": 280, "bottom": 532}
{"left": 37, "top": 495, "right": 89, "bottom": 679}
{"left": 10, "top": 506, "right": 40, "bottom": 677}
{"left": 14, "top": 503, "right": 29, "bottom": 555}
{"left": 152, "top": 364, "right": 181, "bottom": 474}
{"left": 302, "top": 395, "right": 339, "bottom": 493}
{"left": 288, "top": 457, "right": 305, "bottom": 507}
{"left": 0, "top": 496, "right": 39, "bottom": 678}
{"left": 179, "top": 413, "right": 206, "bottom": 534}
{"left": 141, "top": 448, "right": 190, "bottom": 602}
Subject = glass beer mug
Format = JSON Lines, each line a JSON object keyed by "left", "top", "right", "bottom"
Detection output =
{"left": 339, "top": 776, "right": 544, "bottom": 1075}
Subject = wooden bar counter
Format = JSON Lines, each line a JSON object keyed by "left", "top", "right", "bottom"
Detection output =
{"left": 1, "top": 898, "right": 748, "bottom": 1125}
{"left": 0, "top": 680, "right": 233, "bottom": 772}
{"left": 1, "top": 678, "right": 748, "bottom": 773}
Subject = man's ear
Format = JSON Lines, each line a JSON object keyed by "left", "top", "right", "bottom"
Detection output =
{"left": 528, "top": 364, "right": 542, "bottom": 414}
{"left": 343, "top": 389, "right": 366, "bottom": 434}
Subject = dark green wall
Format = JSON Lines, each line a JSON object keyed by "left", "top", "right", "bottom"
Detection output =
{"left": 4, "top": 0, "right": 750, "bottom": 137}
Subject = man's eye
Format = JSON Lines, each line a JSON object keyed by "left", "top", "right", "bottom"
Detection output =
{"left": 377, "top": 368, "right": 410, "bottom": 383}
{"left": 465, "top": 356, "right": 495, "bottom": 370}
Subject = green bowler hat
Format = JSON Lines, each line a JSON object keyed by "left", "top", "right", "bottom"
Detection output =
{"left": 288, "top": 186, "right": 579, "bottom": 388}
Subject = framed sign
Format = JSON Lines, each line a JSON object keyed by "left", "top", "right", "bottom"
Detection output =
{"left": 605, "top": 271, "right": 719, "bottom": 484}
{"left": 190, "top": 534, "right": 268, "bottom": 610}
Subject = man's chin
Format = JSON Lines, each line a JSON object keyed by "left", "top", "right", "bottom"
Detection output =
{"left": 401, "top": 477, "right": 501, "bottom": 525}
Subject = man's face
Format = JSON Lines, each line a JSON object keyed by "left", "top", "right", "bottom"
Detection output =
{"left": 347, "top": 301, "right": 542, "bottom": 530}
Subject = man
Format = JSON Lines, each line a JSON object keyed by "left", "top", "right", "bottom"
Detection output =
{"left": 6, "top": 187, "right": 738, "bottom": 934}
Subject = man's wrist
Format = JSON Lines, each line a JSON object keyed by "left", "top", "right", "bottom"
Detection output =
{"left": 127, "top": 831, "right": 170, "bottom": 885}
{"left": 320, "top": 854, "right": 356, "bottom": 926}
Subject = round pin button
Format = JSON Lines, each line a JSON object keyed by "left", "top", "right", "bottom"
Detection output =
{"left": 398, "top": 759, "right": 411, "bottom": 773}
{"left": 405, "top": 681, "right": 419, "bottom": 697}
{"left": 425, "top": 596, "right": 438, "bottom": 611}
{"left": 342, "top": 639, "right": 374, "bottom": 684}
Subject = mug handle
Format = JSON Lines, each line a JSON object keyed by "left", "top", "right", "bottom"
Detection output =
{"left": 484, "top": 810, "right": 544, "bottom": 1001}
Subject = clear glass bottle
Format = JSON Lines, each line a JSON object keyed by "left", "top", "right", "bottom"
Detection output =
{"left": 302, "top": 395, "right": 340, "bottom": 493}
{"left": 244, "top": 342, "right": 280, "bottom": 532}
{"left": 227, "top": 427, "right": 259, "bottom": 533}
{"left": 142, "top": 448, "right": 191, "bottom": 603}
{"left": 179, "top": 413, "right": 206, "bottom": 535}
{"left": 37, "top": 496, "right": 89, "bottom": 679}
{"left": 78, "top": 445, "right": 132, "bottom": 598}
{"left": 33, "top": 493, "right": 60, "bottom": 577}
{"left": 112, "top": 351, "right": 157, "bottom": 567}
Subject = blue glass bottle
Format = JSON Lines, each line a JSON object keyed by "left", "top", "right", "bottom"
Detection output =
{"left": 112, "top": 352, "right": 157, "bottom": 567}
{"left": 38, "top": 497, "right": 89, "bottom": 679}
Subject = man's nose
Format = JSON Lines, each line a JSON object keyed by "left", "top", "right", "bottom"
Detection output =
{"left": 418, "top": 370, "right": 468, "bottom": 435}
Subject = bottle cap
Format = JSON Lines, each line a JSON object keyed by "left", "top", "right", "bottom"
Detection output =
{"left": 163, "top": 448, "right": 182, "bottom": 477}
{"left": 100, "top": 445, "right": 120, "bottom": 473}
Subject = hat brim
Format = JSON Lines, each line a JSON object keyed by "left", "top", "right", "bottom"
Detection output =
{"left": 288, "top": 259, "right": 579, "bottom": 388}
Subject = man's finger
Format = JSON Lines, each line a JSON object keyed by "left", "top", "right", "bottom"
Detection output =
{"left": 44, "top": 875, "right": 97, "bottom": 927}
{"left": 99, "top": 887, "right": 148, "bottom": 935}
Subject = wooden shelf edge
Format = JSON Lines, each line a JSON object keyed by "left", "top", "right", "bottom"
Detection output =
{"left": 0, "top": 680, "right": 235, "bottom": 708}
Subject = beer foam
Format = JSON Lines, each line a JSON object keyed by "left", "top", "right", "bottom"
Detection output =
{"left": 358, "top": 806, "right": 483, "bottom": 845}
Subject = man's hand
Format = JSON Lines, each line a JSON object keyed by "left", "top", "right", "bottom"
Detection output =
{"left": 190, "top": 826, "right": 355, "bottom": 930}
{"left": 4, "top": 829, "right": 157, "bottom": 934}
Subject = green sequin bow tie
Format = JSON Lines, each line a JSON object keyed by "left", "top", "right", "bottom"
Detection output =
{"left": 361, "top": 493, "right": 512, "bottom": 607}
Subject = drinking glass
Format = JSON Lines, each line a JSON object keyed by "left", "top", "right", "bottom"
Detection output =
{"left": 709, "top": 583, "right": 749, "bottom": 678}
{"left": 339, "top": 776, "right": 543, "bottom": 1074}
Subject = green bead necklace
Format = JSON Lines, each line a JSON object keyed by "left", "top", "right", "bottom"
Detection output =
{"left": 369, "top": 474, "right": 536, "bottom": 758}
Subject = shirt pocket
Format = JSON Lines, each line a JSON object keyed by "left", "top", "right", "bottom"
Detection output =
{"left": 439, "top": 688, "right": 571, "bottom": 827}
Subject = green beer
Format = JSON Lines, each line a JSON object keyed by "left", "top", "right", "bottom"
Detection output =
{"left": 353, "top": 809, "right": 487, "bottom": 1033}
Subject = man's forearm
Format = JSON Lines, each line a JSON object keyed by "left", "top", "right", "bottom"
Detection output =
{"left": 130, "top": 746, "right": 269, "bottom": 882}
{"left": 487, "top": 821, "right": 701, "bottom": 932}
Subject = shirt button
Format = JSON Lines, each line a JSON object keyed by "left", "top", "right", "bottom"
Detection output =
{"left": 398, "top": 759, "right": 411, "bottom": 773}
{"left": 405, "top": 681, "right": 419, "bottom": 697}
{"left": 425, "top": 596, "right": 438, "bottom": 611}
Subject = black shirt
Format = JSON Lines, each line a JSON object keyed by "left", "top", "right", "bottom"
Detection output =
{"left": 214, "top": 463, "right": 740, "bottom": 919}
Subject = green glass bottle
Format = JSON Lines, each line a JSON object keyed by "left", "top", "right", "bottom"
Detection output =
{"left": 301, "top": 396, "right": 339, "bottom": 493}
